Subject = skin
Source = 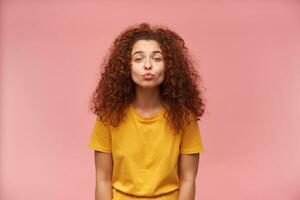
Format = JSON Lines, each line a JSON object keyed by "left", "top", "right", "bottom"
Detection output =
{"left": 94, "top": 151, "right": 113, "bottom": 200}
{"left": 130, "top": 39, "right": 165, "bottom": 116}
{"left": 94, "top": 39, "right": 200, "bottom": 200}
{"left": 178, "top": 153, "right": 200, "bottom": 200}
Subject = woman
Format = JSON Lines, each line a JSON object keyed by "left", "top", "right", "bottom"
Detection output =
{"left": 88, "top": 22, "right": 206, "bottom": 200}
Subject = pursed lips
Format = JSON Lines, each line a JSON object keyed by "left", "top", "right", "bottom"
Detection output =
{"left": 143, "top": 73, "right": 154, "bottom": 76}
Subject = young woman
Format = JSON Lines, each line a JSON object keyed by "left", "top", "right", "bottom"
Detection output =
{"left": 88, "top": 22, "right": 206, "bottom": 200}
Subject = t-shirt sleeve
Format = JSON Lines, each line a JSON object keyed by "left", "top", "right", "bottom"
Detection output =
{"left": 88, "top": 116, "right": 112, "bottom": 153}
{"left": 180, "top": 119, "right": 205, "bottom": 154}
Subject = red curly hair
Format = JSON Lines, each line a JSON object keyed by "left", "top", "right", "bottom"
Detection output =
{"left": 89, "top": 22, "right": 206, "bottom": 134}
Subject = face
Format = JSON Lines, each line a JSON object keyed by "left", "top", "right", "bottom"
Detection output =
{"left": 130, "top": 39, "right": 165, "bottom": 88}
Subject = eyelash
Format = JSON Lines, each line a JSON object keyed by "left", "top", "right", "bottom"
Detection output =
{"left": 134, "top": 58, "right": 162, "bottom": 62}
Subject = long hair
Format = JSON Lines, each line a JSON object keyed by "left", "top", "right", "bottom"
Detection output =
{"left": 89, "top": 22, "right": 206, "bottom": 134}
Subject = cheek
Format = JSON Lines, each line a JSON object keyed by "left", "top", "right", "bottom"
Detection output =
{"left": 158, "top": 65, "right": 165, "bottom": 76}
{"left": 158, "top": 72, "right": 165, "bottom": 82}
{"left": 130, "top": 63, "right": 138, "bottom": 74}
{"left": 156, "top": 68, "right": 165, "bottom": 83}
{"left": 130, "top": 65, "right": 141, "bottom": 81}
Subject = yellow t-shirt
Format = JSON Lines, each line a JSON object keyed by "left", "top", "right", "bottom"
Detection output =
{"left": 88, "top": 104, "right": 205, "bottom": 200}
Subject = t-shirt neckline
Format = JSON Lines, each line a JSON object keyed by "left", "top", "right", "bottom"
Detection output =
{"left": 129, "top": 104, "right": 165, "bottom": 122}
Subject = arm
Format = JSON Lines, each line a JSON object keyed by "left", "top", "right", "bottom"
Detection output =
{"left": 178, "top": 153, "right": 200, "bottom": 200}
{"left": 94, "top": 150, "right": 113, "bottom": 200}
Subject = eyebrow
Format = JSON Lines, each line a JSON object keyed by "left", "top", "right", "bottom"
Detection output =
{"left": 132, "top": 50, "right": 162, "bottom": 56}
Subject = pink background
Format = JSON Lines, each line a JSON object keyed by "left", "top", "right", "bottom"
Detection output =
{"left": 1, "top": 0, "right": 299, "bottom": 199}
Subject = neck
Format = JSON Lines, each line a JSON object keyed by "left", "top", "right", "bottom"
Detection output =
{"left": 132, "top": 86, "right": 162, "bottom": 111}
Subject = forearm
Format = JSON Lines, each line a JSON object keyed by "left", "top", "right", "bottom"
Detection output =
{"left": 95, "top": 180, "right": 112, "bottom": 200}
{"left": 178, "top": 180, "right": 196, "bottom": 200}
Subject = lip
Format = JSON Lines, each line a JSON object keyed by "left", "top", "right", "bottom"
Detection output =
{"left": 143, "top": 73, "right": 154, "bottom": 76}
{"left": 143, "top": 73, "right": 154, "bottom": 80}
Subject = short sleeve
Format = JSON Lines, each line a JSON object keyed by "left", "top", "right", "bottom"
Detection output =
{"left": 88, "top": 116, "right": 112, "bottom": 153}
{"left": 180, "top": 119, "right": 205, "bottom": 154}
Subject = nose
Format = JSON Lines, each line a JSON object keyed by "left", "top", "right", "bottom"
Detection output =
{"left": 144, "top": 59, "right": 152, "bottom": 70}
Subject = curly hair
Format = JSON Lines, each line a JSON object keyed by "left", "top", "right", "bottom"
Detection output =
{"left": 89, "top": 22, "right": 206, "bottom": 134}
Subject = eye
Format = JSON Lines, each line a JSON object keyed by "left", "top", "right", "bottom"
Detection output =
{"left": 134, "top": 58, "right": 143, "bottom": 62}
{"left": 154, "top": 57, "right": 162, "bottom": 62}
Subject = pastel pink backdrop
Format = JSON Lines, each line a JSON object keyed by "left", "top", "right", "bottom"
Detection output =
{"left": 1, "top": 1, "right": 299, "bottom": 200}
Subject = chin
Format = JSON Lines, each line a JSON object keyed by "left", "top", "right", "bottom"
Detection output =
{"left": 136, "top": 82, "right": 160, "bottom": 88}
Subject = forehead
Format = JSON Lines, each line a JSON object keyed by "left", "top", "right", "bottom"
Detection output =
{"left": 131, "top": 39, "right": 162, "bottom": 55}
